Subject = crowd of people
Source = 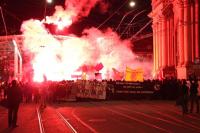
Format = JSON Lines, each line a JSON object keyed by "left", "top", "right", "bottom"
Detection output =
{"left": 147, "top": 74, "right": 199, "bottom": 115}
{"left": 0, "top": 80, "right": 75, "bottom": 104}
{"left": 0, "top": 75, "right": 200, "bottom": 128}
{"left": 177, "top": 75, "right": 199, "bottom": 115}
{"left": 0, "top": 80, "right": 76, "bottom": 128}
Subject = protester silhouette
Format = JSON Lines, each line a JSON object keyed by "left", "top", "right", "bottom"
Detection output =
{"left": 189, "top": 77, "right": 199, "bottom": 113}
{"left": 178, "top": 79, "right": 189, "bottom": 115}
{"left": 40, "top": 75, "right": 48, "bottom": 109}
{"left": 7, "top": 80, "right": 22, "bottom": 128}
{"left": 2, "top": 81, "right": 9, "bottom": 99}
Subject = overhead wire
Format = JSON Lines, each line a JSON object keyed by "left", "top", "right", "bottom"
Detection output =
{"left": 3, "top": 8, "right": 22, "bottom": 22}
{"left": 97, "top": 0, "right": 129, "bottom": 29}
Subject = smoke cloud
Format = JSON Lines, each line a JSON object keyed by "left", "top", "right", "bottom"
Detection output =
{"left": 21, "top": 0, "right": 152, "bottom": 81}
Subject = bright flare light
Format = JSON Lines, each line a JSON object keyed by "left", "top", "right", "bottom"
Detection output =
{"left": 56, "top": 19, "right": 72, "bottom": 30}
{"left": 21, "top": 0, "right": 152, "bottom": 82}
{"left": 47, "top": 0, "right": 52, "bottom": 4}
{"left": 129, "top": 1, "right": 135, "bottom": 7}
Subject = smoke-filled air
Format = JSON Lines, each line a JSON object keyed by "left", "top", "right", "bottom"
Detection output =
{"left": 21, "top": 0, "right": 152, "bottom": 82}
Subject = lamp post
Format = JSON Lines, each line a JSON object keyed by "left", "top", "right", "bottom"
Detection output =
{"left": 44, "top": 0, "right": 52, "bottom": 20}
{"left": 0, "top": 6, "right": 8, "bottom": 40}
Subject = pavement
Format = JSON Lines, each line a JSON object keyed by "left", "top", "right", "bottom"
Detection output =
{"left": 0, "top": 100, "right": 200, "bottom": 133}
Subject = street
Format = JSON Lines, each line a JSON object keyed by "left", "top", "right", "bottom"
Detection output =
{"left": 0, "top": 100, "right": 200, "bottom": 133}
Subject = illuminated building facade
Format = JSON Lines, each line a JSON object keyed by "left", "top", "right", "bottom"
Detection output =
{"left": 150, "top": 0, "right": 199, "bottom": 79}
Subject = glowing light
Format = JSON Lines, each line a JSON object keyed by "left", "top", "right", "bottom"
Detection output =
{"left": 56, "top": 18, "right": 72, "bottom": 30}
{"left": 47, "top": 0, "right": 52, "bottom": 4}
{"left": 44, "top": 15, "right": 72, "bottom": 30}
{"left": 129, "top": 1, "right": 135, "bottom": 7}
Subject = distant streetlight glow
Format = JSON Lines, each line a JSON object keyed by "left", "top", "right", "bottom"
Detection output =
{"left": 129, "top": 1, "right": 135, "bottom": 7}
{"left": 47, "top": 0, "right": 52, "bottom": 4}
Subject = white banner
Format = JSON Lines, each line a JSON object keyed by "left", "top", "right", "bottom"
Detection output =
{"left": 76, "top": 80, "right": 107, "bottom": 100}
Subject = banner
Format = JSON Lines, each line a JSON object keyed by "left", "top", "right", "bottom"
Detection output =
{"left": 125, "top": 66, "right": 143, "bottom": 82}
{"left": 76, "top": 80, "right": 107, "bottom": 100}
{"left": 81, "top": 72, "right": 87, "bottom": 80}
{"left": 135, "top": 68, "right": 144, "bottom": 82}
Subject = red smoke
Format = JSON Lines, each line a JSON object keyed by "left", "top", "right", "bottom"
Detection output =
{"left": 21, "top": 0, "right": 152, "bottom": 82}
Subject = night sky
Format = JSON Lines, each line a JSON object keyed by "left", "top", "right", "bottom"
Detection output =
{"left": 0, "top": 0, "right": 152, "bottom": 37}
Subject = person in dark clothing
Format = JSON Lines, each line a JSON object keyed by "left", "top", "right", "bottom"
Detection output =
{"left": 7, "top": 80, "right": 22, "bottom": 128}
{"left": 190, "top": 78, "right": 199, "bottom": 113}
{"left": 180, "top": 79, "right": 189, "bottom": 115}
{"left": 3, "top": 81, "right": 9, "bottom": 99}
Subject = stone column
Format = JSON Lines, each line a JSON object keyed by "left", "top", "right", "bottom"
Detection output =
{"left": 156, "top": 22, "right": 160, "bottom": 72}
{"left": 162, "top": 19, "right": 168, "bottom": 68}
{"left": 156, "top": 23, "right": 159, "bottom": 72}
{"left": 167, "top": 19, "right": 170, "bottom": 66}
{"left": 158, "top": 21, "right": 162, "bottom": 69}
{"left": 191, "top": 2, "right": 195, "bottom": 62}
{"left": 153, "top": 23, "right": 156, "bottom": 73}
{"left": 160, "top": 20, "right": 163, "bottom": 69}
{"left": 177, "top": 2, "right": 184, "bottom": 66}
{"left": 170, "top": 17, "right": 175, "bottom": 66}
{"left": 183, "top": 0, "right": 192, "bottom": 65}
{"left": 195, "top": 0, "right": 199, "bottom": 59}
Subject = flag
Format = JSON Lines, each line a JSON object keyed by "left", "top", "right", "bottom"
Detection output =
{"left": 125, "top": 66, "right": 135, "bottom": 81}
{"left": 112, "top": 68, "right": 124, "bottom": 80}
{"left": 135, "top": 68, "right": 144, "bottom": 82}
{"left": 95, "top": 63, "right": 104, "bottom": 71}
{"left": 125, "top": 66, "right": 143, "bottom": 82}
{"left": 82, "top": 72, "right": 87, "bottom": 80}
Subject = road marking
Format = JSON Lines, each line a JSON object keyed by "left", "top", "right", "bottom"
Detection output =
{"left": 88, "top": 119, "right": 107, "bottom": 122}
{"left": 116, "top": 106, "right": 198, "bottom": 132}
{"left": 124, "top": 102, "right": 200, "bottom": 131}
{"left": 151, "top": 104, "right": 200, "bottom": 121}
{"left": 72, "top": 109, "right": 98, "bottom": 133}
{"left": 37, "top": 107, "right": 45, "bottom": 133}
{"left": 149, "top": 109, "right": 200, "bottom": 131}
{"left": 56, "top": 111, "right": 77, "bottom": 133}
{"left": 101, "top": 106, "right": 171, "bottom": 133}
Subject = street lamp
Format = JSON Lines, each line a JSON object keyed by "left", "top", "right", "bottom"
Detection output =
{"left": 44, "top": 0, "right": 52, "bottom": 20}
{"left": 129, "top": 1, "right": 136, "bottom": 8}
{"left": 46, "top": 0, "right": 52, "bottom": 3}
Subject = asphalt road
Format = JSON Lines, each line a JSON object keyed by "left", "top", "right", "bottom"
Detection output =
{"left": 0, "top": 100, "right": 200, "bottom": 133}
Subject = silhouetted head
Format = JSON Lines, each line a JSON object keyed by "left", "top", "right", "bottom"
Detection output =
{"left": 182, "top": 79, "right": 187, "bottom": 85}
{"left": 194, "top": 78, "right": 198, "bottom": 83}
{"left": 11, "top": 80, "right": 17, "bottom": 86}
